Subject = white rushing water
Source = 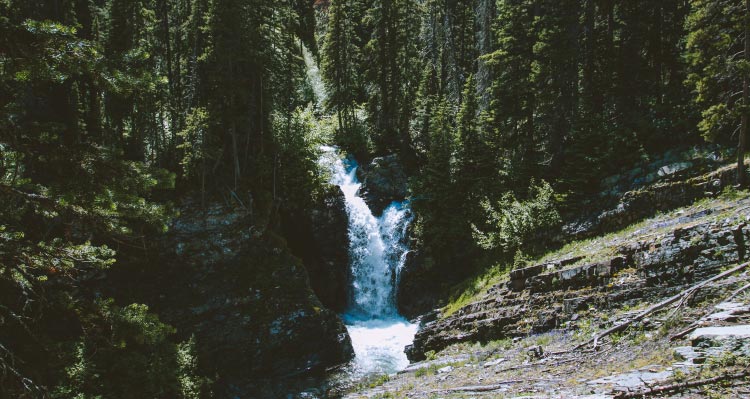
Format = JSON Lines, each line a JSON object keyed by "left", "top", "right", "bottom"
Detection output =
{"left": 318, "top": 146, "right": 418, "bottom": 375}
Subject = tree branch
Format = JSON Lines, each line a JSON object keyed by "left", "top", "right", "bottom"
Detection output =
{"left": 574, "top": 262, "right": 750, "bottom": 350}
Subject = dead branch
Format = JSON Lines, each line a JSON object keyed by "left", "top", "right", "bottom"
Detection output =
{"left": 574, "top": 261, "right": 750, "bottom": 350}
{"left": 725, "top": 281, "right": 750, "bottom": 302}
{"left": 433, "top": 380, "right": 524, "bottom": 393}
{"left": 613, "top": 371, "right": 750, "bottom": 399}
{"left": 670, "top": 325, "right": 698, "bottom": 341}
{"left": 433, "top": 378, "right": 560, "bottom": 393}
{"left": 671, "top": 280, "right": 750, "bottom": 341}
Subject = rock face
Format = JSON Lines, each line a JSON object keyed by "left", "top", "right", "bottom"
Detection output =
{"left": 357, "top": 155, "right": 408, "bottom": 216}
{"left": 149, "top": 199, "right": 354, "bottom": 394}
{"left": 306, "top": 185, "right": 350, "bottom": 312}
{"left": 397, "top": 250, "right": 440, "bottom": 319}
{"left": 564, "top": 147, "right": 740, "bottom": 241}
{"left": 406, "top": 195, "right": 750, "bottom": 361}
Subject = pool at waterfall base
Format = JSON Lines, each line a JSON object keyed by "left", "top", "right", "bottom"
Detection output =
{"left": 344, "top": 316, "right": 418, "bottom": 375}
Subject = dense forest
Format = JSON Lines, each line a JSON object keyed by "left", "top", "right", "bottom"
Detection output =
{"left": 0, "top": 0, "right": 748, "bottom": 397}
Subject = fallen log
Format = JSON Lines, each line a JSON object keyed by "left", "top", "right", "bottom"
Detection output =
{"left": 725, "top": 281, "right": 750, "bottom": 302}
{"left": 433, "top": 378, "right": 560, "bottom": 393}
{"left": 574, "top": 261, "right": 750, "bottom": 350}
{"left": 613, "top": 371, "right": 750, "bottom": 399}
{"left": 670, "top": 280, "right": 750, "bottom": 341}
{"left": 434, "top": 380, "right": 524, "bottom": 393}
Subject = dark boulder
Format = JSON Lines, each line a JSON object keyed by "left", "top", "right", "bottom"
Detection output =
{"left": 397, "top": 250, "right": 440, "bottom": 319}
{"left": 357, "top": 155, "right": 408, "bottom": 216}
{"left": 279, "top": 184, "right": 350, "bottom": 313}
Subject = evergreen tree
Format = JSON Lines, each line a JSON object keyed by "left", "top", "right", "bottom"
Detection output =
{"left": 322, "top": 0, "right": 363, "bottom": 131}
{"left": 455, "top": 75, "right": 490, "bottom": 209}
{"left": 686, "top": 0, "right": 749, "bottom": 185}
{"left": 483, "top": 0, "right": 537, "bottom": 192}
{"left": 321, "top": 0, "right": 368, "bottom": 156}
{"left": 413, "top": 99, "right": 463, "bottom": 275}
{"left": 532, "top": 0, "right": 580, "bottom": 176}
{"left": 364, "top": 0, "right": 421, "bottom": 160}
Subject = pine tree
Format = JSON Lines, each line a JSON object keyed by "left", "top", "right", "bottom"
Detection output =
{"left": 321, "top": 0, "right": 367, "bottom": 155}
{"left": 455, "top": 75, "right": 489, "bottom": 205}
{"left": 413, "top": 99, "right": 464, "bottom": 274}
{"left": 364, "top": 0, "right": 421, "bottom": 160}
{"left": 484, "top": 0, "right": 537, "bottom": 192}
{"left": 532, "top": 0, "right": 580, "bottom": 177}
{"left": 686, "top": 0, "right": 749, "bottom": 185}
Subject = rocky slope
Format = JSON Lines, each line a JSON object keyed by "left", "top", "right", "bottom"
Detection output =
{"left": 407, "top": 192, "right": 749, "bottom": 361}
{"left": 348, "top": 289, "right": 750, "bottom": 398}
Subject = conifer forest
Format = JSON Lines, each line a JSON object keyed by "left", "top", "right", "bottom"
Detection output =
{"left": 1, "top": 0, "right": 750, "bottom": 398}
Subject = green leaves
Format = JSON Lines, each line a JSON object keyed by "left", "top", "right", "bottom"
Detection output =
{"left": 472, "top": 180, "right": 561, "bottom": 253}
{"left": 51, "top": 300, "right": 209, "bottom": 399}
{"left": 16, "top": 19, "right": 101, "bottom": 83}
{"left": 686, "top": 0, "right": 746, "bottom": 143}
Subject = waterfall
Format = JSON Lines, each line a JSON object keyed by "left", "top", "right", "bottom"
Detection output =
{"left": 318, "top": 146, "right": 417, "bottom": 375}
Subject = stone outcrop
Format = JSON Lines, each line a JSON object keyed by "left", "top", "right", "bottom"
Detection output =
{"left": 397, "top": 250, "right": 441, "bottom": 319}
{"left": 407, "top": 197, "right": 750, "bottom": 361}
{"left": 137, "top": 198, "right": 354, "bottom": 394}
{"left": 564, "top": 148, "right": 743, "bottom": 241}
{"left": 306, "top": 185, "right": 350, "bottom": 312}
{"left": 357, "top": 155, "right": 408, "bottom": 216}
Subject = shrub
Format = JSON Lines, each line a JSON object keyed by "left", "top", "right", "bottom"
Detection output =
{"left": 472, "top": 180, "right": 561, "bottom": 254}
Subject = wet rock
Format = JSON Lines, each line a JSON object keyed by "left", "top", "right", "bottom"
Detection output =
{"left": 357, "top": 155, "right": 408, "bottom": 216}
{"left": 397, "top": 250, "right": 439, "bottom": 319}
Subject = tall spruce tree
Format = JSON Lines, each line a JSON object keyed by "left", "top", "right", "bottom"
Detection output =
{"left": 484, "top": 0, "right": 537, "bottom": 192}
{"left": 364, "top": 0, "right": 421, "bottom": 161}
{"left": 686, "top": 0, "right": 749, "bottom": 185}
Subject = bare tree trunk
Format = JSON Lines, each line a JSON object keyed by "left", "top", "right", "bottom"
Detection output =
{"left": 739, "top": 0, "right": 749, "bottom": 186}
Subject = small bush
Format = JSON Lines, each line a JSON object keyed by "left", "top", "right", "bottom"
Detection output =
{"left": 472, "top": 180, "right": 561, "bottom": 254}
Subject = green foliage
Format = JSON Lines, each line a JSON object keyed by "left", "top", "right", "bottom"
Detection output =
{"left": 274, "top": 106, "right": 327, "bottom": 212}
{"left": 51, "top": 301, "right": 211, "bottom": 399}
{"left": 472, "top": 180, "right": 561, "bottom": 254}
{"left": 177, "top": 107, "right": 210, "bottom": 184}
{"left": 685, "top": 0, "right": 746, "bottom": 143}
{"left": 363, "top": 0, "right": 421, "bottom": 155}
{"left": 414, "top": 363, "right": 440, "bottom": 378}
{"left": 321, "top": 0, "right": 364, "bottom": 133}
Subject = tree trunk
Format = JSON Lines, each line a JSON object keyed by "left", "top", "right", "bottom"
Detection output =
{"left": 740, "top": 0, "right": 749, "bottom": 186}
